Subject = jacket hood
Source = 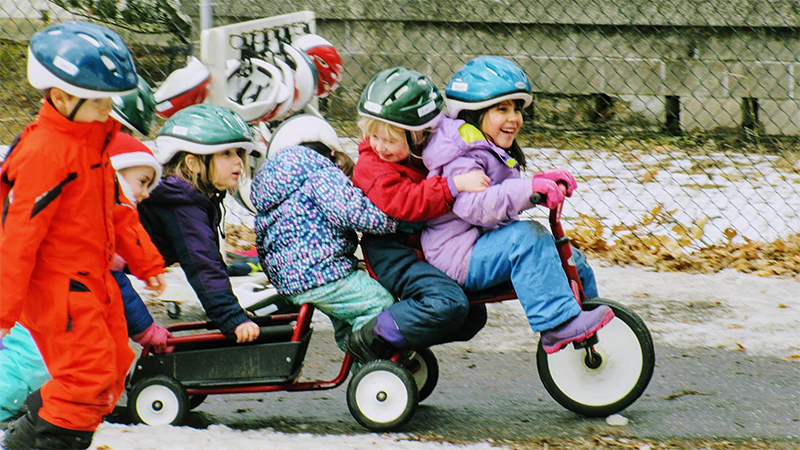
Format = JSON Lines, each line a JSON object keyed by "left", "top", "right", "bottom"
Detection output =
{"left": 253, "top": 145, "right": 334, "bottom": 210}
{"left": 422, "top": 115, "right": 507, "bottom": 173}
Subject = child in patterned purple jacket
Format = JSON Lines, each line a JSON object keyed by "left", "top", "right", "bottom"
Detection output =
{"left": 250, "top": 115, "right": 398, "bottom": 350}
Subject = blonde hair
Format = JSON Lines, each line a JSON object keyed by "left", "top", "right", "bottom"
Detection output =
{"left": 357, "top": 117, "right": 428, "bottom": 156}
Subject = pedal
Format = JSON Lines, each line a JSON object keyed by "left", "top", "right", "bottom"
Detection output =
{"left": 572, "top": 333, "right": 599, "bottom": 349}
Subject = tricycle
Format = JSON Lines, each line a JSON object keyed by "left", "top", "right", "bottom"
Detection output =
{"left": 126, "top": 193, "right": 655, "bottom": 431}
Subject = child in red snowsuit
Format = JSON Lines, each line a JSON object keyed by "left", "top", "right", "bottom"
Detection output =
{"left": 0, "top": 21, "right": 165, "bottom": 450}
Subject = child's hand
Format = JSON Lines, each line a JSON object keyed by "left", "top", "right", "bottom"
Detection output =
{"left": 144, "top": 273, "right": 166, "bottom": 296}
{"left": 533, "top": 169, "right": 577, "bottom": 197}
{"left": 0, "top": 328, "right": 9, "bottom": 339}
{"left": 132, "top": 323, "right": 174, "bottom": 354}
{"left": 453, "top": 170, "right": 491, "bottom": 193}
{"left": 234, "top": 320, "right": 260, "bottom": 343}
{"left": 531, "top": 178, "right": 565, "bottom": 209}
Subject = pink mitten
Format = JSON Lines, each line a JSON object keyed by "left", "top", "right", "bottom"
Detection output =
{"left": 531, "top": 177, "right": 565, "bottom": 209}
{"left": 533, "top": 169, "right": 577, "bottom": 197}
{"left": 110, "top": 254, "right": 127, "bottom": 272}
{"left": 132, "top": 323, "right": 174, "bottom": 354}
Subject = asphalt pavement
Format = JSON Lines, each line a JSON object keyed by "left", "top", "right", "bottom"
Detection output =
{"left": 178, "top": 339, "right": 800, "bottom": 443}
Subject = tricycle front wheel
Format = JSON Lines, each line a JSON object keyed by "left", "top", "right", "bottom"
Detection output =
{"left": 536, "top": 298, "right": 655, "bottom": 417}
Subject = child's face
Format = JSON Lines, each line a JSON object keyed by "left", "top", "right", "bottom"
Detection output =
{"left": 480, "top": 99, "right": 522, "bottom": 149}
{"left": 51, "top": 89, "right": 113, "bottom": 123}
{"left": 211, "top": 148, "right": 245, "bottom": 190}
{"left": 368, "top": 127, "right": 409, "bottom": 163}
{"left": 120, "top": 166, "right": 156, "bottom": 203}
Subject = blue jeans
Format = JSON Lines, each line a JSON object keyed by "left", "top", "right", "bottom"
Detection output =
{"left": 465, "top": 221, "right": 597, "bottom": 332}
{"left": 288, "top": 271, "right": 395, "bottom": 351}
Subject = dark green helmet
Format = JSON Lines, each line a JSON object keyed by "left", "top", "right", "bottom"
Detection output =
{"left": 111, "top": 75, "right": 157, "bottom": 136}
{"left": 358, "top": 67, "right": 443, "bottom": 131}
{"left": 155, "top": 104, "right": 255, "bottom": 164}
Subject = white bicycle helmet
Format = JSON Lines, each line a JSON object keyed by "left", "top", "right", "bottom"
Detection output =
{"left": 266, "top": 57, "right": 295, "bottom": 122}
{"left": 28, "top": 21, "right": 138, "bottom": 98}
{"left": 225, "top": 58, "right": 290, "bottom": 123}
{"left": 266, "top": 114, "right": 342, "bottom": 159}
{"left": 281, "top": 43, "right": 317, "bottom": 113}
{"left": 154, "top": 56, "right": 211, "bottom": 119}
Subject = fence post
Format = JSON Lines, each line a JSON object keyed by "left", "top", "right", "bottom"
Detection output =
{"left": 200, "top": 0, "right": 213, "bottom": 30}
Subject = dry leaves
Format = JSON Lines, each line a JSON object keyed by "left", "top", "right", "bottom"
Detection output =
{"left": 568, "top": 206, "right": 800, "bottom": 279}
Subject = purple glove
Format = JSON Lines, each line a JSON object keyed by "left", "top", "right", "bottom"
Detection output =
{"left": 533, "top": 169, "right": 577, "bottom": 197}
{"left": 132, "top": 323, "right": 174, "bottom": 354}
{"left": 531, "top": 177, "right": 566, "bottom": 209}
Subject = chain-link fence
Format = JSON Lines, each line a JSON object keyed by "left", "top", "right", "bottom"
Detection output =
{"left": 2, "top": 0, "right": 798, "bottom": 275}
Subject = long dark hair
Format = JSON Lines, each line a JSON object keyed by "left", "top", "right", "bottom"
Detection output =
{"left": 457, "top": 99, "right": 527, "bottom": 170}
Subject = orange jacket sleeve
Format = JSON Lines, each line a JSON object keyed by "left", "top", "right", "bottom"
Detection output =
{"left": 0, "top": 131, "right": 66, "bottom": 328}
{"left": 112, "top": 186, "right": 164, "bottom": 281}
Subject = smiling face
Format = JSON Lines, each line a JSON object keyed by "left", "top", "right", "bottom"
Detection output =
{"left": 367, "top": 123, "right": 411, "bottom": 164}
{"left": 210, "top": 148, "right": 245, "bottom": 190}
{"left": 120, "top": 166, "right": 156, "bottom": 203}
{"left": 480, "top": 99, "right": 523, "bottom": 150}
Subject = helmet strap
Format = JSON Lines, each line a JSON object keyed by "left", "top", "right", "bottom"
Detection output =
{"left": 67, "top": 98, "right": 87, "bottom": 122}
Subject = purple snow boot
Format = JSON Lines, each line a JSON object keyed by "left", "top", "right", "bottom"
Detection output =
{"left": 540, "top": 305, "right": 615, "bottom": 354}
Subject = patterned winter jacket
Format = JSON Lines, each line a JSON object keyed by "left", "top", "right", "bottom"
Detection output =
{"left": 251, "top": 145, "right": 397, "bottom": 295}
{"left": 421, "top": 116, "right": 536, "bottom": 285}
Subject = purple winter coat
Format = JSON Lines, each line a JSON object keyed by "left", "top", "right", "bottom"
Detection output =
{"left": 421, "top": 116, "right": 535, "bottom": 285}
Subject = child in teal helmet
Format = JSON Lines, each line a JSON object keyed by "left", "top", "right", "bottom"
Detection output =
{"left": 250, "top": 114, "right": 397, "bottom": 351}
{"left": 1, "top": 21, "right": 166, "bottom": 450}
{"left": 138, "top": 104, "right": 261, "bottom": 343}
{"left": 421, "top": 56, "right": 613, "bottom": 354}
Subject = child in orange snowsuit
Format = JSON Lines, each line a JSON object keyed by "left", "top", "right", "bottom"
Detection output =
{"left": 0, "top": 21, "right": 165, "bottom": 450}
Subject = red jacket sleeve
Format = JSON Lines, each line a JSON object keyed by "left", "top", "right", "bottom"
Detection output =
{"left": 113, "top": 189, "right": 164, "bottom": 281}
{"left": 354, "top": 141, "right": 455, "bottom": 223}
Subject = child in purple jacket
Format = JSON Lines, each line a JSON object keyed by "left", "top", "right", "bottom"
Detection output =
{"left": 421, "top": 56, "right": 613, "bottom": 354}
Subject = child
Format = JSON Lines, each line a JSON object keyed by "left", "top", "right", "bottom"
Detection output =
{"left": 421, "top": 56, "right": 613, "bottom": 354}
{"left": 0, "top": 134, "right": 172, "bottom": 427}
{"left": 138, "top": 104, "right": 261, "bottom": 343}
{"left": 346, "top": 67, "right": 492, "bottom": 362}
{"left": 0, "top": 21, "right": 166, "bottom": 449}
{"left": 250, "top": 114, "right": 397, "bottom": 350}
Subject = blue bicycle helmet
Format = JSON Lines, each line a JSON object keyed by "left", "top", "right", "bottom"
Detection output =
{"left": 27, "top": 21, "right": 137, "bottom": 98}
{"left": 445, "top": 56, "right": 532, "bottom": 118}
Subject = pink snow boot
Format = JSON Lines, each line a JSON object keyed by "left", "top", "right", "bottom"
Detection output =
{"left": 540, "top": 305, "right": 615, "bottom": 354}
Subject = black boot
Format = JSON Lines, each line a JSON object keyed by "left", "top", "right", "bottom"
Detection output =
{"left": 2, "top": 413, "right": 37, "bottom": 450}
{"left": 2, "top": 390, "right": 94, "bottom": 450}
{"left": 33, "top": 420, "right": 94, "bottom": 450}
{"left": 346, "top": 317, "right": 395, "bottom": 364}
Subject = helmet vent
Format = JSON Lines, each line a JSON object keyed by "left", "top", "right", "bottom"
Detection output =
{"left": 101, "top": 55, "right": 117, "bottom": 72}
{"left": 53, "top": 55, "right": 79, "bottom": 76}
{"left": 394, "top": 85, "right": 409, "bottom": 100}
{"left": 76, "top": 33, "right": 100, "bottom": 48}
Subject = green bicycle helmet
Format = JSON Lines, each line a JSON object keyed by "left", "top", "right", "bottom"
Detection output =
{"left": 155, "top": 104, "right": 255, "bottom": 165}
{"left": 111, "top": 75, "right": 156, "bottom": 136}
{"left": 358, "top": 67, "right": 443, "bottom": 131}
